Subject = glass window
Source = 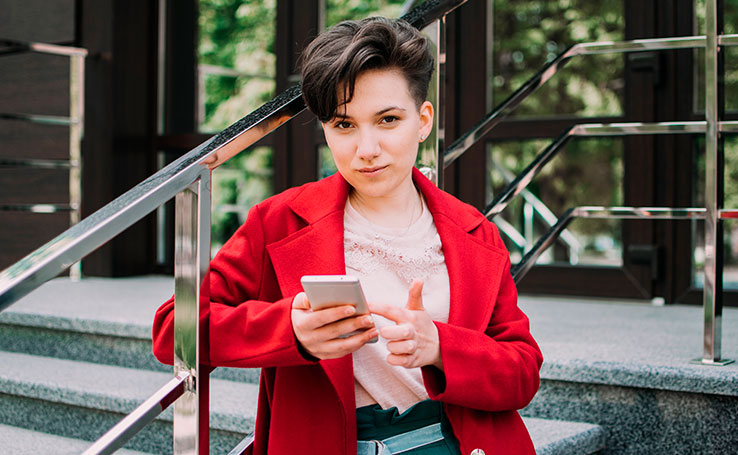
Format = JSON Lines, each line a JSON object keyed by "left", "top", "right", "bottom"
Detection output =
{"left": 492, "top": 0, "right": 625, "bottom": 118}
{"left": 198, "top": 0, "right": 276, "bottom": 133}
{"left": 488, "top": 137, "right": 624, "bottom": 266}
{"left": 692, "top": 0, "right": 738, "bottom": 113}
{"left": 325, "top": 0, "right": 407, "bottom": 27}
{"left": 693, "top": 135, "right": 738, "bottom": 289}
{"left": 198, "top": 0, "right": 277, "bottom": 251}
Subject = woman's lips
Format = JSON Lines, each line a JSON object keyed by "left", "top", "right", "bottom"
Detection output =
{"left": 357, "top": 165, "right": 387, "bottom": 176}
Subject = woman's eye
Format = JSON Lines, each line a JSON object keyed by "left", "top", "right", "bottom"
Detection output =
{"left": 335, "top": 121, "right": 352, "bottom": 129}
{"left": 381, "top": 116, "right": 399, "bottom": 124}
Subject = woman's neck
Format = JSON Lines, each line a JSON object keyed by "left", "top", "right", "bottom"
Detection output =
{"left": 349, "top": 183, "right": 423, "bottom": 229}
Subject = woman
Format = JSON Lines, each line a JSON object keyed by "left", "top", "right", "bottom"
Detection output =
{"left": 153, "top": 17, "right": 542, "bottom": 455}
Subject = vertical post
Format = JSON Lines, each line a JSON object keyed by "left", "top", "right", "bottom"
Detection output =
{"left": 69, "top": 53, "right": 85, "bottom": 280}
{"left": 174, "top": 170, "right": 212, "bottom": 453}
{"left": 418, "top": 17, "right": 446, "bottom": 188}
{"left": 699, "top": 0, "right": 732, "bottom": 365}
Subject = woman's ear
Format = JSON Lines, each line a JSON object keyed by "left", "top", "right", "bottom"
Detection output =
{"left": 418, "top": 101, "right": 434, "bottom": 142}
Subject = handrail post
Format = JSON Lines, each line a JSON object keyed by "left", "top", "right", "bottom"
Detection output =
{"left": 69, "top": 52, "right": 85, "bottom": 280}
{"left": 698, "top": 0, "right": 733, "bottom": 365}
{"left": 174, "top": 169, "right": 212, "bottom": 453}
{"left": 419, "top": 16, "right": 447, "bottom": 188}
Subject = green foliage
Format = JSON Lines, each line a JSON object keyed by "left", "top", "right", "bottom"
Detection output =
{"left": 493, "top": 0, "right": 624, "bottom": 117}
{"left": 325, "top": 0, "right": 406, "bottom": 26}
{"left": 198, "top": 0, "right": 276, "bottom": 132}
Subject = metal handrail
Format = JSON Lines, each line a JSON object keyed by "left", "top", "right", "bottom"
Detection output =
{"left": 484, "top": 120, "right": 738, "bottom": 220}
{"left": 443, "top": 34, "right": 738, "bottom": 167}
{"left": 81, "top": 372, "right": 190, "bottom": 455}
{"left": 491, "top": 159, "right": 582, "bottom": 260}
{"left": 511, "top": 206, "right": 709, "bottom": 283}
{"left": 0, "top": 85, "right": 304, "bottom": 310}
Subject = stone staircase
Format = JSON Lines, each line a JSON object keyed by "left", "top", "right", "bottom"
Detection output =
{"left": 5, "top": 275, "right": 696, "bottom": 454}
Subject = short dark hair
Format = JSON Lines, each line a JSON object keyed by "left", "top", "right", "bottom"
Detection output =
{"left": 299, "top": 17, "right": 434, "bottom": 122}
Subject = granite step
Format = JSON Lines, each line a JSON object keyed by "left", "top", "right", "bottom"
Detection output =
{"left": 525, "top": 417, "right": 604, "bottom": 455}
{"left": 0, "top": 350, "right": 604, "bottom": 455}
{"left": 519, "top": 296, "right": 738, "bottom": 455}
{"left": 0, "top": 351, "right": 257, "bottom": 454}
{"left": 0, "top": 276, "right": 258, "bottom": 383}
{"left": 0, "top": 423, "right": 153, "bottom": 455}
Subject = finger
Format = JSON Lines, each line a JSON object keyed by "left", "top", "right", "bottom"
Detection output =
{"left": 405, "top": 280, "right": 424, "bottom": 311}
{"left": 386, "top": 339, "right": 417, "bottom": 355}
{"left": 292, "top": 292, "right": 311, "bottom": 310}
{"left": 302, "top": 305, "right": 357, "bottom": 330}
{"left": 317, "top": 327, "right": 379, "bottom": 358}
{"left": 386, "top": 353, "right": 412, "bottom": 367}
{"left": 369, "top": 302, "right": 409, "bottom": 324}
{"left": 379, "top": 323, "right": 414, "bottom": 341}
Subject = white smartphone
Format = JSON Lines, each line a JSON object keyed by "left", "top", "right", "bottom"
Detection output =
{"left": 300, "top": 275, "right": 376, "bottom": 340}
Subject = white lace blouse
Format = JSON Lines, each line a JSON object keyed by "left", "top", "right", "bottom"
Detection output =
{"left": 345, "top": 195, "right": 450, "bottom": 413}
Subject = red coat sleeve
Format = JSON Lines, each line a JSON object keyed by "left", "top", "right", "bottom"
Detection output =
{"left": 421, "top": 232, "right": 542, "bottom": 412}
{"left": 152, "top": 203, "right": 315, "bottom": 369}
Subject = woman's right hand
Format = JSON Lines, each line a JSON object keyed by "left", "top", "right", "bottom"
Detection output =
{"left": 291, "top": 292, "right": 378, "bottom": 359}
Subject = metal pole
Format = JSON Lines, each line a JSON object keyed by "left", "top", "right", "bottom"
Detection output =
{"left": 418, "top": 17, "right": 446, "bottom": 188}
{"left": 698, "top": 0, "right": 733, "bottom": 365}
{"left": 68, "top": 53, "right": 85, "bottom": 280}
{"left": 174, "top": 170, "right": 212, "bottom": 453}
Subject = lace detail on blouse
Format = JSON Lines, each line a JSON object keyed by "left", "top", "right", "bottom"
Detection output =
{"left": 343, "top": 223, "right": 446, "bottom": 285}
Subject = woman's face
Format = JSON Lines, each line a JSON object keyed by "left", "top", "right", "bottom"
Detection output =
{"left": 322, "top": 68, "right": 433, "bottom": 202}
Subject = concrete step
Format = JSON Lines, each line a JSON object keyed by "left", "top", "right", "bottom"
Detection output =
{"left": 0, "top": 351, "right": 257, "bottom": 454}
{"left": 0, "top": 423, "right": 153, "bottom": 455}
{"left": 0, "top": 349, "right": 604, "bottom": 455}
{"left": 525, "top": 417, "right": 604, "bottom": 455}
{"left": 0, "top": 276, "right": 258, "bottom": 383}
{"left": 519, "top": 296, "right": 738, "bottom": 455}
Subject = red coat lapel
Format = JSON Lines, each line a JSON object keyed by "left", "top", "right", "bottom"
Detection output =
{"left": 265, "top": 173, "right": 356, "bottom": 415}
{"left": 413, "top": 169, "right": 510, "bottom": 331}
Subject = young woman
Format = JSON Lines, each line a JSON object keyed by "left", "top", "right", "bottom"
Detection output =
{"left": 153, "top": 17, "right": 542, "bottom": 455}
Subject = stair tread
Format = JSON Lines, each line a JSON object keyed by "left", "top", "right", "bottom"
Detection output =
{"left": 0, "top": 276, "right": 171, "bottom": 338}
{"left": 0, "top": 423, "right": 153, "bottom": 455}
{"left": 520, "top": 295, "right": 738, "bottom": 396}
{"left": 523, "top": 417, "right": 604, "bottom": 455}
{"left": 0, "top": 351, "right": 258, "bottom": 433}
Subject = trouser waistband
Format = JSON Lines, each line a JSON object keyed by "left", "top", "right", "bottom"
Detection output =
{"left": 357, "top": 422, "right": 444, "bottom": 455}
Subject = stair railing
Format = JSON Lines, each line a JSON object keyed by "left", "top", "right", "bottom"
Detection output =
{"left": 456, "top": 2, "right": 735, "bottom": 365}
{"left": 0, "top": 38, "right": 86, "bottom": 279}
{"left": 0, "top": 1, "right": 467, "bottom": 454}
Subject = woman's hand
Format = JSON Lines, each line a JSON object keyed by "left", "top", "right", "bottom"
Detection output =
{"left": 291, "top": 292, "right": 378, "bottom": 359}
{"left": 369, "top": 280, "right": 443, "bottom": 370}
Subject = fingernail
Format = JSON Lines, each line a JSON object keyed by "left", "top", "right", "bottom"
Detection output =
{"left": 345, "top": 306, "right": 356, "bottom": 316}
{"left": 363, "top": 316, "right": 373, "bottom": 325}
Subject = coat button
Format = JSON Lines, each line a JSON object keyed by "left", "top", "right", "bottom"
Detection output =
{"left": 470, "top": 450, "right": 486, "bottom": 455}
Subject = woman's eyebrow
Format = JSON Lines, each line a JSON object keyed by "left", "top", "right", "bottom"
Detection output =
{"left": 375, "top": 106, "right": 405, "bottom": 116}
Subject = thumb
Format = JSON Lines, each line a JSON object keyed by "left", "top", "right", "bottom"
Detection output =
{"left": 405, "top": 280, "right": 424, "bottom": 311}
{"left": 292, "top": 292, "right": 311, "bottom": 310}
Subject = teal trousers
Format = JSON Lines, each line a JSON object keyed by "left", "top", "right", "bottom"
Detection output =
{"left": 356, "top": 399, "right": 462, "bottom": 455}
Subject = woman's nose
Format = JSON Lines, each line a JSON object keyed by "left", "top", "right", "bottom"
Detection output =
{"left": 355, "top": 130, "right": 381, "bottom": 160}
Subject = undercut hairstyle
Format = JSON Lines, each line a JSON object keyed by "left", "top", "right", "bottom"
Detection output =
{"left": 299, "top": 17, "right": 434, "bottom": 122}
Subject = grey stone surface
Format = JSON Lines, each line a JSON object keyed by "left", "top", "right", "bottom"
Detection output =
{"left": 524, "top": 417, "right": 605, "bottom": 455}
{"left": 519, "top": 295, "right": 738, "bottom": 396}
{"left": 0, "top": 276, "right": 173, "bottom": 338}
{"left": 524, "top": 380, "right": 738, "bottom": 455}
{"left": 0, "top": 423, "right": 152, "bottom": 455}
{"left": 0, "top": 351, "right": 258, "bottom": 433}
{"left": 0, "top": 276, "right": 258, "bottom": 383}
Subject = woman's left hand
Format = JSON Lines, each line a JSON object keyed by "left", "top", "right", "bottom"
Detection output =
{"left": 368, "top": 280, "right": 443, "bottom": 370}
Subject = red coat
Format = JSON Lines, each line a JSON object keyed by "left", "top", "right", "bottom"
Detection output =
{"left": 152, "top": 168, "right": 542, "bottom": 455}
